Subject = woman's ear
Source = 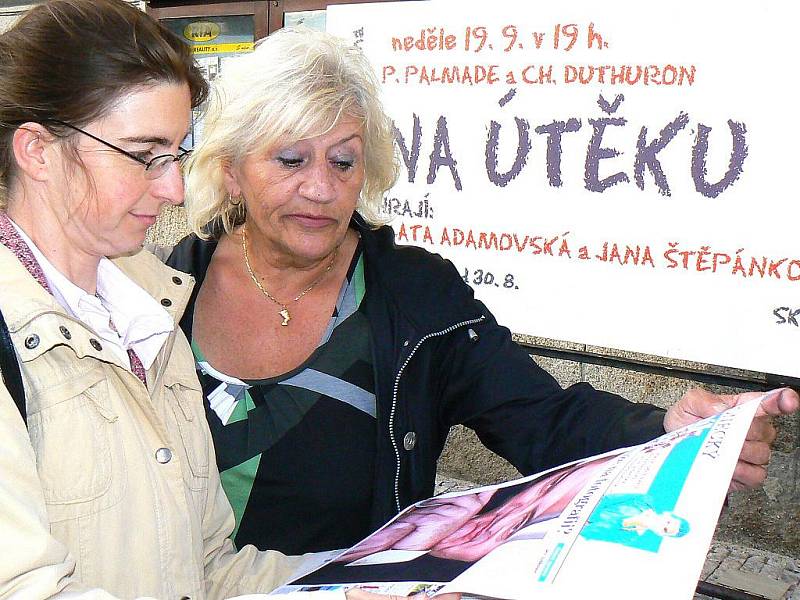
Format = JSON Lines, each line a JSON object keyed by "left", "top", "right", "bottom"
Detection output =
{"left": 222, "top": 160, "right": 242, "bottom": 197}
{"left": 11, "top": 123, "right": 53, "bottom": 183}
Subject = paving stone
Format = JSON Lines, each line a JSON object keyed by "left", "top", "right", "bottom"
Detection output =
{"left": 728, "top": 547, "right": 751, "bottom": 560}
{"left": 767, "top": 556, "right": 793, "bottom": 571}
{"left": 742, "top": 555, "right": 767, "bottom": 572}
{"left": 700, "top": 560, "right": 720, "bottom": 580}
{"left": 784, "top": 570, "right": 800, "bottom": 585}
{"left": 712, "top": 569, "right": 791, "bottom": 599}
{"left": 763, "top": 564, "right": 788, "bottom": 580}
{"left": 706, "top": 547, "right": 729, "bottom": 563}
{"left": 719, "top": 556, "right": 747, "bottom": 571}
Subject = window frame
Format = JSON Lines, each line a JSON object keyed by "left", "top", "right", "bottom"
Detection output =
{"left": 146, "top": 1, "right": 270, "bottom": 40}
{"left": 146, "top": 0, "right": 418, "bottom": 40}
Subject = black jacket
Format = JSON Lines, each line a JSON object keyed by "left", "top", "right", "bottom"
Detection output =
{"left": 167, "top": 216, "right": 666, "bottom": 531}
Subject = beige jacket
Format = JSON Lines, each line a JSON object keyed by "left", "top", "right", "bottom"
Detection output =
{"left": 0, "top": 246, "right": 308, "bottom": 600}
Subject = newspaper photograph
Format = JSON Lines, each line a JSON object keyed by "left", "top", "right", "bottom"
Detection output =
{"left": 267, "top": 395, "right": 767, "bottom": 600}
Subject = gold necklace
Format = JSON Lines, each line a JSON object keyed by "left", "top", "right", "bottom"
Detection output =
{"left": 241, "top": 225, "right": 337, "bottom": 327}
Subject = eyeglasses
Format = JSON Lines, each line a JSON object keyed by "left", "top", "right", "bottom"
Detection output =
{"left": 44, "top": 119, "right": 190, "bottom": 180}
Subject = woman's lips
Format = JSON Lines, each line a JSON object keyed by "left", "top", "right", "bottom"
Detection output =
{"left": 289, "top": 214, "right": 335, "bottom": 228}
{"left": 132, "top": 213, "right": 158, "bottom": 226}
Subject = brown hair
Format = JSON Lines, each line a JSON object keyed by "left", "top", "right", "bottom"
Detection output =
{"left": 0, "top": 0, "right": 208, "bottom": 204}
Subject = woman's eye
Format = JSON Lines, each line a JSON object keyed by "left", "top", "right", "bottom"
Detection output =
{"left": 130, "top": 151, "right": 152, "bottom": 163}
{"left": 331, "top": 158, "right": 355, "bottom": 171}
{"left": 277, "top": 155, "right": 304, "bottom": 168}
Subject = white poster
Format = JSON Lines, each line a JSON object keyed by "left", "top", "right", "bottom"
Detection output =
{"left": 327, "top": 1, "right": 800, "bottom": 377}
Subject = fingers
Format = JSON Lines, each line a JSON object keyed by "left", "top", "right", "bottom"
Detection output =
{"left": 667, "top": 387, "right": 791, "bottom": 493}
{"left": 664, "top": 388, "right": 718, "bottom": 432}
{"left": 729, "top": 439, "right": 773, "bottom": 492}
{"left": 746, "top": 416, "right": 777, "bottom": 445}
{"left": 716, "top": 390, "right": 761, "bottom": 410}
{"left": 729, "top": 460, "right": 768, "bottom": 492}
{"left": 723, "top": 387, "right": 800, "bottom": 417}
{"left": 666, "top": 386, "right": 799, "bottom": 434}
{"left": 777, "top": 388, "right": 800, "bottom": 414}
{"left": 755, "top": 388, "right": 800, "bottom": 417}
{"left": 738, "top": 440, "right": 771, "bottom": 466}
{"left": 684, "top": 388, "right": 725, "bottom": 418}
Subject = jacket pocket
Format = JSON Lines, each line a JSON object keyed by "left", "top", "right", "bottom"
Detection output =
{"left": 169, "top": 383, "right": 210, "bottom": 489}
{"left": 27, "top": 370, "right": 126, "bottom": 521}
{"left": 160, "top": 333, "right": 210, "bottom": 491}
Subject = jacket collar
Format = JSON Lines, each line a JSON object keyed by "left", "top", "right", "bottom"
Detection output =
{"left": 0, "top": 245, "right": 61, "bottom": 330}
{"left": 352, "top": 214, "right": 484, "bottom": 333}
{"left": 112, "top": 249, "right": 195, "bottom": 331}
{"left": 0, "top": 245, "right": 194, "bottom": 334}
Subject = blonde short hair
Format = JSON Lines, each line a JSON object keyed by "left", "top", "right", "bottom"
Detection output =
{"left": 185, "top": 27, "right": 398, "bottom": 236}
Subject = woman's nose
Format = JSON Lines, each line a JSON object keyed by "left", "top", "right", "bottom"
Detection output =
{"left": 152, "top": 161, "right": 184, "bottom": 206}
{"left": 298, "top": 161, "right": 336, "bottom": 203}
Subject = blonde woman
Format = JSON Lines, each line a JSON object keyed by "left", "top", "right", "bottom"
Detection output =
{"left": 168, "top": 27, "right": 797, "bottom": 557}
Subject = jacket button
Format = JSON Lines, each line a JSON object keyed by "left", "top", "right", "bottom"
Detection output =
{"left": 172, "top": 276, "right": 183, "bottom": 285}
{"left": 89, "top": 338, "right": 103, "bottom": 351}
{"left": 160, "top": 298, "right": 172, "bottom": 307}
{"left": 59, "top": 325, "right": 72, "bottom": 340}
{"left": 24, "top": 334, "right": 40, "bottom": 349}
{"left": 403, "top": 431, "right": 417, "bottom": 451}
{"left": 155, "top": 448, "right": 173, "bottom": 464}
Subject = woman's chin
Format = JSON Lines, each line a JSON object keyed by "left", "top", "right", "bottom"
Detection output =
{"left": 285, "top": 245, "right": 340, "bottom": 266}
{"left": 103, "top": 237, "right": 147, "bottom": 258}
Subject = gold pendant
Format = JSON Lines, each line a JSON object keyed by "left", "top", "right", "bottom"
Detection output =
{"left": 279, "top": 308, "right": 291, "bottom": 326}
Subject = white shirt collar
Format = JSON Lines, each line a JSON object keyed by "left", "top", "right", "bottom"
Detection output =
{"left": 9, "top": 218, "right": 173, "bottom": 371}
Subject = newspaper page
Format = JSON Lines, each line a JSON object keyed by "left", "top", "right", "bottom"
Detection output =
{"left": 261, "top": 395, "right": 765, "bottom": 600}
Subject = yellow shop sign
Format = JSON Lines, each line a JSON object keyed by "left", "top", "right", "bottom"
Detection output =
{"left": 183, "top": 21, "right": 220, "bottom": 42}
{"left": 190, "top": 42, "right": 254, "bottom": 55}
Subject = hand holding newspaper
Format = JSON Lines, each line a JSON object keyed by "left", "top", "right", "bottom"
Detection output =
{"left": 245, "top": 394, "right": 770, "bottom": 600}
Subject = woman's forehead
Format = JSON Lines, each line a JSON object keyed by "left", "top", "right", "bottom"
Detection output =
{"left": 297, "top": 119, "right": 363, "bottom": 145}
{"left": 91, "top": 83, "right": 191, "bottom": 141}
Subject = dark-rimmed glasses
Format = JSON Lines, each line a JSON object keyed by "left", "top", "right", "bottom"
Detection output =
{"left": 44, "top": 119, "right": 190, "bottom": 180}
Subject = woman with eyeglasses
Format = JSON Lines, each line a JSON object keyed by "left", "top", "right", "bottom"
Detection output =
{"left": 0, "top": 2, "right": 391, "bottom": 599}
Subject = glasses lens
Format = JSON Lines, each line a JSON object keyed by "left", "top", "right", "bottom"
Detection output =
{"left": 145, "top": 155, "right": 176, "bottom": 180}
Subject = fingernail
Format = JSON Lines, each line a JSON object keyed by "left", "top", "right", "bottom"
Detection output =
{"left": 713, "top": 402, "right": 728, "bottom": 413}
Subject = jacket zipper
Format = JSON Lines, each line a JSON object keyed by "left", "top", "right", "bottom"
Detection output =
{"left": 389, "top": 314, "right": 486, "bottom": 512}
